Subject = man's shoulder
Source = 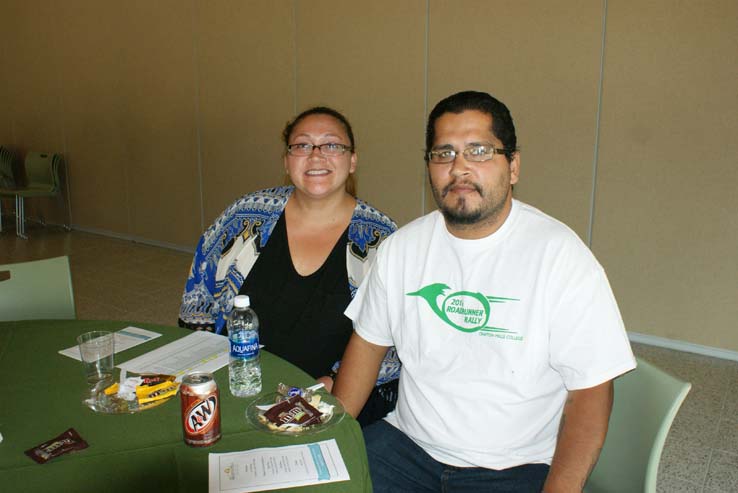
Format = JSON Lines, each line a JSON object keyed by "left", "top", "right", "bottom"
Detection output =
{"left": 513, "top": 200, "right": 586, "bottom": 246}
{"left": 381, "top": 210, "right": 440, "bottom": 247}
{"left": 512, "top": 200, "right": 603, "bottom": 275}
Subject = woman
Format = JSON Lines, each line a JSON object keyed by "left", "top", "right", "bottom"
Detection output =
{"left": 179, "top": 106, "right": 399, "bottom": 425}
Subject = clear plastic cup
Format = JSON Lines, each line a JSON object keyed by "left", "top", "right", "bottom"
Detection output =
{"left": 77, "top": 330, "right": 115, "bottom": 390}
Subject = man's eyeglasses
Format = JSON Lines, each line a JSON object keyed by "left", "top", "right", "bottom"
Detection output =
{"left": 426, "top": 144, "right": 510, "bottom": 164}
{"left": 286, "top": 143, "right": 353, "bottom": 157}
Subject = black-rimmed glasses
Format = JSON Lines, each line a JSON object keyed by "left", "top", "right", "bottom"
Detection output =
{"left": 286, "top": 143, "right": 353, "bottom": 157}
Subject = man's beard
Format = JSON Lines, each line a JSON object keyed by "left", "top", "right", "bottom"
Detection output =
{"left": 431, "top": 178, "right": 509, "bottom": 227}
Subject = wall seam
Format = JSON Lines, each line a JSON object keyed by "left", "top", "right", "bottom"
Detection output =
{"left": 57, "top": 49, "right": 73, "bottom": 225}
{"left": 422, "top": 0, "right": 430, "bottom": 215}
{"left": 587, "top": 0, "right": 608, "bottom": 248}
{"left": 192, "top": 0, "right": 205, "bottom": 232}
{"left": 292, "top": 0, "right": 298, "bottom": 114}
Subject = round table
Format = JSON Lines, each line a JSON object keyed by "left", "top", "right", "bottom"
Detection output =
{"left": 0, "top": 320, "right": 371, "bottom": 492}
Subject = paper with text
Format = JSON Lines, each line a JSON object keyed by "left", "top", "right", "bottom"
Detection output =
{"left": 208, "top": 439, "right": 350, "bottom": 492}
{"left": 58, "top": 326, "right": 162, "bottom": 361}
{"left": 117, "top": 331, "right": 229, "bottom": 381}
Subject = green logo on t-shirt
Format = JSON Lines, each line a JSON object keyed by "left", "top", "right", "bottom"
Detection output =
{"left": 407, "top": 283, "right": 519, "bottom": 336}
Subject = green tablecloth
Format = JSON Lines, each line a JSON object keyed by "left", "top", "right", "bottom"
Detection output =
{"left": 0, "top": 320, "right": 371, "bottom": 492}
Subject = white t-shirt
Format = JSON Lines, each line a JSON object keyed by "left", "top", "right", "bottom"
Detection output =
{"left": 346, "top": 199, "right": 636, "bottom": 470}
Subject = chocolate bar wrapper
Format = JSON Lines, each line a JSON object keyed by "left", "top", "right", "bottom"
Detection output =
{"left": 263, "top": 396, "right": 322, "bottom": 427}
{"left": 24, "top": 428, "right": 89, "bottom": 464}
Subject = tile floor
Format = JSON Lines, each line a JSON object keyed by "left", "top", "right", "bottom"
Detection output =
{"left": 2, "top": 224, "right": 737, "bottom": 492}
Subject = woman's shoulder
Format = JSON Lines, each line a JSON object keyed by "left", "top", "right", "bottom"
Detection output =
{"left": 352, "top": 197, "right": 397, "bottom": 233}
{"left": 346, "top": 197, "right": 396, "bottom": 255}
{"left": 233, "top": 186, "right": 293, "bottom": 208}
{"left": 216, "top": 186, "right": 292, "bottom": 218}
{"left": 202, "top": 187, "right": 291, "bottom": 245}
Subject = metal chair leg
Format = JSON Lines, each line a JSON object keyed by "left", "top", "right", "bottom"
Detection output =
{"left": 63, "top": 192, "right": 72, "bottom": 232}
{"left": 15, "top": 195, "right": 27, "bottom": 239}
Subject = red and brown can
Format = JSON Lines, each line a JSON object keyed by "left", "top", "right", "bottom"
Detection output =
{"left": 180, "top": 371, "right": 221, "bottom": 447}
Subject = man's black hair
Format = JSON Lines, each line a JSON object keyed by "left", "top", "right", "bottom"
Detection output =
{"left": 425, "top": 91, "right": 517, "bottom": 163}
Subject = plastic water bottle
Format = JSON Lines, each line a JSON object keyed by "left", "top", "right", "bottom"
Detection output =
{"left": 228, "top": 295, "right": 262, "bottom": 397}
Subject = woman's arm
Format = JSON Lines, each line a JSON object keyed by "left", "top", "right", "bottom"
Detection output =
{"left": 179, "top": 238, "right": 218, "bottom": 330}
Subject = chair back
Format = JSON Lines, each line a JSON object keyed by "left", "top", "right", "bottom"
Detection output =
{"left": 0, "top": 146, "right": 15, "bottom": 188}
{"left": 24, "top": 152, "right": 62, "bottom": 191}
{"left": 585, "top": 357, "right": 691, "bottom": 493}
{"left": 0, "top": 256, "right": 76, "bottom": 321}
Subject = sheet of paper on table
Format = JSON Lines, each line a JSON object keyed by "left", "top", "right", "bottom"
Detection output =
{"left": 58, "top": 326, "right": 162, "bottom": 361}
{"left": 117, "top": 331, "right": 229, "bottom": 381}
{"left": 208, "top": 439, "right": 350, "bottom": 493}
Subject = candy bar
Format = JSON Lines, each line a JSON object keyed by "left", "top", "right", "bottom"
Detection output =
{"left": 24, "top": 428, "right": 88, "bottom": 464}
{"left": 263, "top": 396, "right": 322, "bottom": 427}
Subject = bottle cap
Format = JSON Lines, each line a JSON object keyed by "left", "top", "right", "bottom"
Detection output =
{"left": 233, "top": 295, "right": 250, "bottom": 308}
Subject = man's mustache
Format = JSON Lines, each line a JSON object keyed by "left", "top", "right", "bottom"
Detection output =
{"left": 442, "top": 180, "right": 483, "bottom": 198}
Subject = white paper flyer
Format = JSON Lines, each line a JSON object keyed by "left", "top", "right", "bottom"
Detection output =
{"left": 117, "top": 330, "right": 229, "bottom": 381}
{"left": 58, "top": 326, "right": 161, "bottom": 361}
{"left": 208, "top": 439, "right": 350, "bottom": 492}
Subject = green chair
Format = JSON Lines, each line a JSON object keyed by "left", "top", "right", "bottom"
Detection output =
{"left": 585, "top": 357, "right": 691, "bottom": 493}
{"left": 0, "top": 146, "right": 15, "bottom": 188}
{"left": 0, "top": 256, "right": 76, "bottom": 321}
{"left": 0, "top": 146, "right": 17, "bottom": 232}
{"left": 0, "top": 151, "right": 69, "bottom": 239}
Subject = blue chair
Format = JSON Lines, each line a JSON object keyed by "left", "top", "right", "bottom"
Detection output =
{"left": 0, "top": 256, "right": 76, "bottom": 321}
{"left": 585, "top": 357, "right": 691, "bottom": 493}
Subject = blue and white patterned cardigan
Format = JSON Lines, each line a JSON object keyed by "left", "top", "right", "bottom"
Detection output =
{"left": 179, "top": 186, "right": 400, "bottom": 385}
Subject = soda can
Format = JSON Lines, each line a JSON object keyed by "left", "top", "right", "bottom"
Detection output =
{"left": 180, "top": 371, "right": 221, "bottom": 446}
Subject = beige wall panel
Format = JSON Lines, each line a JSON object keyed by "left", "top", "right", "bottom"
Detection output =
{"left": 595, "top": 1, "right": 738, "bottom": 350}
{"left": 295, "top": 0, "right": 427, "bottom": 226}
{"left": 0, "top": 0, "right": 15, "bottom": 207}
{"left": 2, "top": 2, "right": 70, "bottom": 225}
{"left": 3, "top": 2, "right": 65, "bottom": 155}
{"left": 427, "top": 0, "right": 604, "bottom": 239}
{"left": 53, "top": 3, "right": 134, "bottom": 232}
{"left": 12, "top": 1, "right": 204, "bottom": 244}
{"left": 110, "top": 3, "right": 202, "bottom": 246}
{"left": 0, "top": 6, "right": 11, "bottom": 146}
{"left": 2, "top": 2, "right": 65, "bottom": 154}
{"left": 196, "top": 0, "right": 295, "bottom": 227}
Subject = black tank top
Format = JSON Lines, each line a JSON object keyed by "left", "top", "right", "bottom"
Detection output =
{"left": 238, "top": 212, "right": 353, "bottom": 378}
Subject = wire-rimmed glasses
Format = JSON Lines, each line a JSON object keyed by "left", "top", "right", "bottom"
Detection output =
{"left": 427, "top": 144, "right": 510, "bottom": 164}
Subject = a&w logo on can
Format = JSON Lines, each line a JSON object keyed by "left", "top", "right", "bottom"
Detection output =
{"left": 185, "top": 396, "right": 218, "bottom": 433}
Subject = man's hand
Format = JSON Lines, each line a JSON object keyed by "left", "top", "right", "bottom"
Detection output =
{"left": 316, "top": 375, "right": 334, "bottom": 392}
{"left": 543, "top": 380, "right": 614, "bottom": 493}
{"left": 332, "top": 333, "right": 389, "bottom": 417}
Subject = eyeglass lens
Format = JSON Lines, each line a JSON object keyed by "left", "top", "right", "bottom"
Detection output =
{"left": 429, "top": 145, "right": 501, "bottom": 163}
{"left": 288, "top": 143, "right": 349, "bottom": 156}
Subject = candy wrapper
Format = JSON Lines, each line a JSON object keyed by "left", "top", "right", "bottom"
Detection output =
{"left": 255, "top": 383, "right": 335, "bottom": 432}
{"left": 104, "top": 373, "right": 178, "bottom": 405}
{"left": 91, "top": 373, "right": 179, "bottom": 413}
{"left": 263, "top": 396, "right": 323, "bottom": 427}
{"left": 25, "top": 428, "right": 88, "bottom": 464}
{"left": 275, "top": 382, "right": 325, "bottom": 403}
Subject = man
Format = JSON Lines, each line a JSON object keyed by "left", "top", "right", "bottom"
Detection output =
{"left": 333, "top": 91, "right": 636, "bottom": 492}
